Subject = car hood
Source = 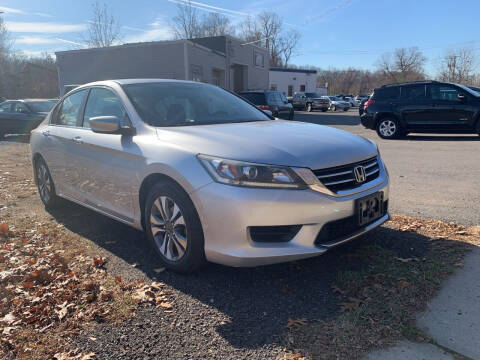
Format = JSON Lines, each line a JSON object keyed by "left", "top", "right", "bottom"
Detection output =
{"left": 156, "top": 120, "right": 377, "bottom": 170}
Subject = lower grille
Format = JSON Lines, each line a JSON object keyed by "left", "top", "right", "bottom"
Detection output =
{"left": 249, "top": 225, "right": 301, "bottom": 243}
{"left": 313, "top": 156, "right": 380, "bottom": 193}
{"left": 315, "top": 200, "right": 388, "bottom": 246}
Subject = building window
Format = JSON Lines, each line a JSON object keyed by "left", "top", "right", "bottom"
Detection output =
{"left": 254, "top": 51, "right": 265, "bottom": 68}
{"left": 300, "top": 85, "right": 306, "bottom": 92}
{"left": 288, "top": 85, "right": 293, "bottom": 97}
{"left": 270, "top": 84, "right": 277, "bottom": 90}
{"left": 191, "top": 64, "right": 203, "bottom": 82}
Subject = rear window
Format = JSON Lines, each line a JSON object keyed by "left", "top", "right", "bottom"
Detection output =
{"left": 373, "top": 86, "right": 400, "bottom": 100}
{"left": 241, "top": 93, "right": 266, "bottom": 105}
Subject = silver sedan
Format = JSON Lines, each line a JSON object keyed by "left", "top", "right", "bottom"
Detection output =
{"left": 30, "top": 79, "right": 390, "bottom": 272}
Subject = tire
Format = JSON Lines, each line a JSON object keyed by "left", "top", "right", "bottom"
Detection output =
{"left": 305, "top": 103, "right": 312, "bottom": 112}
{"left": 288, "top": 110, "right": 294, "bottom": 120}
{"left": 144, "top": 182, "right": 206, "bottom": 273}
{"left": 475, "top": 120, "right": 480, "bottom": 136}
{"left": 332, "top": 105, "right": 337, "bottom": 111}
{"left": 376, "top": 117, "right": 403, "bottom": 139}
{"left": 35, "top": 157, "right": 58, "bottom": 208}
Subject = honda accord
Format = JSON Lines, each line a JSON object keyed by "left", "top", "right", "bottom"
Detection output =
{"left": 30, "top": 79, "right": 390, "bottom": 272}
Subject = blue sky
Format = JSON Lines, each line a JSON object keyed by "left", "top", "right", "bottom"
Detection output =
{"left": 1, "top": 0, "right": 479, "bottom": 76}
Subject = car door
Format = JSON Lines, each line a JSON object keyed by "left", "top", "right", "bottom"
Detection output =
{"left": 274, "top": 92, "right": 290, "bottom": 119}
{"left": 69, "top": 86, "right": 139, "bottom": 222}
{"left": 11, "top": 102, "right": 37, "bottom": 134}
{"left": 0, "top": 102, "right": 14, "bottom": 133}
{"left": 426, "top": 84, "right": 473, "bottom": 131}
{"left": 397, "top": 84, "right": 432, "bottom": 131}
{"left": 291, "top": 94, "right": 302, "bottom": 108}
{"left": 46, "top": 89, "right": 89, "bottom": 199}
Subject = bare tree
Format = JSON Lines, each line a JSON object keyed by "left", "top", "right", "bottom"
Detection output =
{"left": 376, "top": 47, "right": 426, "bottom": 83}
{"left": 437, "top": 47, "right": 476, "bottom": 84}
{"left": 279, "top": 29, "right": 301, "bottom": 67}
{"left": 199, "top": 13, "right": 231, "bottom": 37}
{"left": 0, "top": 15, "right": 12, "bottom": 99}
{"left": 239, "top": 11, "right": 301, "bottom": 67}
{"left": 85, "top": 1, "right": 122, "bottom": 48}
{"left": 171, "top": 0, "right": 201, "bottom": 39}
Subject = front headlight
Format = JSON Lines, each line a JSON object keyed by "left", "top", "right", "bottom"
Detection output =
{"left": 198, "top": 155, "right": 308, "bottom": 189}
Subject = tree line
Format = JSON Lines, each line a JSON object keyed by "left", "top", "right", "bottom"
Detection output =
{"left": 1, "top": 1, "right": 480, "bottom": 100}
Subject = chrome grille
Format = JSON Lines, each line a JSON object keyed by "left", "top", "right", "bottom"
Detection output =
{"left": 313, "top": 157, "right": 380, "bottom": 193}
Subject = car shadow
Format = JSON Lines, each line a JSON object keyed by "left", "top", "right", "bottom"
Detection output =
{"left": 0, "top": 134, "right": 30, "bottom": 143}
{"left": 47, "top": 199, "right": 434, "bottom": 350}
{"left": 293, "top": 112, "right": 360, "bottom": 126}
{"left": 404, "top": 134, "right": 480, "bottom": 141}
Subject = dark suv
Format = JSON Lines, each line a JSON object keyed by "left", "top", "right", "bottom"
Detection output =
{"left": 239, "top": 90, "right": 294, "bottom": 120}
{"left": 361, "top": 81, "right": 480, "bottom": 139}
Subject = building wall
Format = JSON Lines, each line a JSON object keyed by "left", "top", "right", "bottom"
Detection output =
{"left": 185, "top": 42, "right": 226, "bottom": 86}
{"left": 269, "top": 70, "right": 318, "bottom": 96}
{"left": 227, "top": 36, "right": 269, "bottom": 92}
{"left": 56, "top": 41, "right": 187, "bottom": 94}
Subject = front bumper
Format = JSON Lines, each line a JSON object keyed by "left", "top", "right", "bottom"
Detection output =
{"left": 312, "top": 102, "right": 329, "bottom": 109}
{"left": 191, "top": 168, "right": 390, "bottom": 267}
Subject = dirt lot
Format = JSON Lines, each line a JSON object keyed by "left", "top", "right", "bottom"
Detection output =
{"left": 1, "top": 136, "right": 479, "bottom": 360}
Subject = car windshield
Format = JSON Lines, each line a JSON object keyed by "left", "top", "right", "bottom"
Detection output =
{"left": 123, "top": 82, "right": 271, "bottom": 126}
{"left": 458, "top": 84, "right": 480, "bottom": 97}
{"left": 305, "top": 93, "right": 320, "bottom": 98}
{"left": 329, "top": 96, "right": 342, "bottom": 101}
{"left": 26, "top": 101, "right": 57, "bottom": 112}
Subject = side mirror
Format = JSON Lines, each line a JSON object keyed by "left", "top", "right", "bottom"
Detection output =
{"left": 90, "top": 116, "right": 121, "bottom": 134}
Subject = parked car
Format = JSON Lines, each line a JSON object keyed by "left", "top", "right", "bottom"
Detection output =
{"left": 239, "top": 90, "right": 294, "bottom": 120}
{"left": 361, "top": 80, "right": 480, "bottom": 139}
{"left": 326, "top": 96, "right": 351, "bottom": 111}
{"left": 468, "top": 86, "right": 480, "bottom": 93}
{"left": 0, "top": 99, "right": 57, "bottom": 138}
{"left": 30, "top": 79, "right": 390, "bottom": 272}
{"left": 343, "top": 96, "right": 359, "bottom": 107}
{"left": 291, "top": 92, "right": 329, "bottom": 112}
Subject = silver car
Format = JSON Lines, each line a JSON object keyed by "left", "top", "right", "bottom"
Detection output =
{"left": 30, "top": 79, "right": 390, "bottom": 272}
{"left": 326, "top": 96, "right": 351, "bottom": 111}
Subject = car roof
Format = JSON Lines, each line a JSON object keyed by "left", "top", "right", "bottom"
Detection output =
{"left": 72, "top": 79, "right": 207, "bottom": 91}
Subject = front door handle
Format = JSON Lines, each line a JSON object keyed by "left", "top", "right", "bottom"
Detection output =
{"left": 72, "top": 136, "right": 83, "bottom": 144}
{"left": 41, "top": 130, "right": 50, "bottom": 137}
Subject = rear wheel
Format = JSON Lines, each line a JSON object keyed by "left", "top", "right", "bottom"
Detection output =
{"left": 144, "top": 182, "right": 206, "bottom": 273}
{"left": 35, "top": 157, "right": 58, "bottom": 208}
{"left": 376, "top": 117, "right": 402, "bottom": 139}
{"left": 305, "top": 103, "right": 312, "bottom": 112}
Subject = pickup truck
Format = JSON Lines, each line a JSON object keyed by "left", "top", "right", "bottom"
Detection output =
{"left": 291, "top": 92, "right": 329, "bottom": 112}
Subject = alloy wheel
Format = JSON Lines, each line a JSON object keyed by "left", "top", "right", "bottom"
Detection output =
{"left": 379, "top": 120, "right": 397, "bottom": 137}
{"left": 150, "top": 196, "right": 188, "bottom": 262}
{"left": 37, "top": 162, "right": 52, "bottom": 204}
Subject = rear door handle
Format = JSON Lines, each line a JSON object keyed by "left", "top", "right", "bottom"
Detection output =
{"left": 72, "top": 136, "right": 83, "bottom": 144}
{"left": 41, "top": 130, "right": 50, "bottom": 137}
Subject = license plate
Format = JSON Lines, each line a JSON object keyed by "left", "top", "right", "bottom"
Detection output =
{"left": 356, "top": 192, "right": 384, "bottom": 226}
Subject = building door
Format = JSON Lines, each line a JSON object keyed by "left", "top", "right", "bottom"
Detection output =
{"left": 288, "top": 85, "right": 293, "bottom": 97}
{"left": 232, "top": 64, "right": 247, "bottom": 92}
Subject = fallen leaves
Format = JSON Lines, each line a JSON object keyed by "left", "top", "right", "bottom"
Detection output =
{"left": 0, "top": 222, "right": 9, "bottom": 235}
{"left": 339, "top": 297, "right": 362, "bottom": 312}
{"left": 92, "top": 257, "right": 105, "bottom": 268}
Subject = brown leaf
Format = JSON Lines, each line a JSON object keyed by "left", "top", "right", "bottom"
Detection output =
{"left": 286, "top": 318, "right": 308, "bottom": 328}
{"left": 331, "top": 284, "right": 347, "bottom": 295}
{"left": 114, "top": 275, "right": 122, "bottom": 283}
{"left": 339, "top": 297, "right": 362, "bottom": 312}
{"left": 93, "top": 257, "right": 105, "bottom": 268}
{"left": 22, "top": 281, "right": 35, "bottom": 289}
{"left": 0, "top": 222, "right": 9, "bottom": 235}
{"left": 158, "top": 301, "right": 173, "bottom": 310}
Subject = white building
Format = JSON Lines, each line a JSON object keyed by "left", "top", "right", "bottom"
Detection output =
{"left": 269, "top": 68, "right": 320, "bottom": 97}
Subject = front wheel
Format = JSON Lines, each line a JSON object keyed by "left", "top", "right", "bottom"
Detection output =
{"left": 305, "top": 103, "right": 312, "bottom": 112}
{"left": 376, "top": 118, "right": 402, "bottom": 139}
{"left": 144, "top": 182, "right": 206, "bottom": 273}
{"left": 35, "top": 157, "right": 58, "bottom": 208}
